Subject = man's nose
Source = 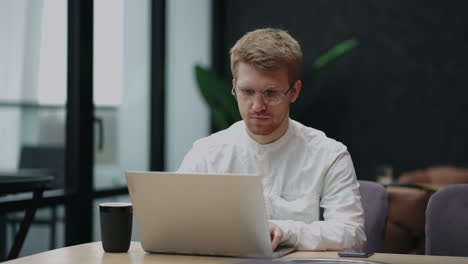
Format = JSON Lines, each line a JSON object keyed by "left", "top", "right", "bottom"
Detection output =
{"left": 252, "top": 93, "right": 267, "bottom": 111}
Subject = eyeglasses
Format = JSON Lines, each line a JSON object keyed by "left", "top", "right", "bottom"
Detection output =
{"left": 231, "top": 81, "right": 295, "bottom": 106}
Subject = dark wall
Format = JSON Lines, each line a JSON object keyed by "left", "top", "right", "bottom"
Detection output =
{"left": 217, "top": 0, "right": 468, "bottom": 180}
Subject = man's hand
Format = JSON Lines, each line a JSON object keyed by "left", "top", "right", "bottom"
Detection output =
{"left": 269, "top": 223, "right": 283, "bottom": 250}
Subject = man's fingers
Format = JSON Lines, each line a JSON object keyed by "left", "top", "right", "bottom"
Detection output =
{"left": 269, "top": 225, "right": 275, "bottom": 238}
{"left": 270, "top": 226, "right": 282, "bottom": 250}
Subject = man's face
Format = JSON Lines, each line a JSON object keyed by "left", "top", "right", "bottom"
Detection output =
{"left": 233, "top": 62, "right": 301, "bottom": 139}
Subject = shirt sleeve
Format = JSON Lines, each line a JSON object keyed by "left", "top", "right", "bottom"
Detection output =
{"left": 177, "top": 142, "right": 208, "bottom": 173}
{"left": 269, "top": 151, "right": 366, "bottom": 251}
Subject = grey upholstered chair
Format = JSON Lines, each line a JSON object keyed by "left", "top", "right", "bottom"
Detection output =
{"left": 425, "top": 184, "right": 468, "bottom": 257}
{"left": 358, "top": 180, "right": 388, "bottom": 253}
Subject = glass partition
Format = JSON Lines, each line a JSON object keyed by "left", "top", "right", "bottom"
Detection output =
{"left": 0, "top": 0, "right": 67, "bottom": 258}
{"left": 92, "top": 0, "right": 150, "bottom": 191}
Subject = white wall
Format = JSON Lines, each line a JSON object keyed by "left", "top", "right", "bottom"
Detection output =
{"left": 165, "top": 0, "right": 211, "bottom": 171}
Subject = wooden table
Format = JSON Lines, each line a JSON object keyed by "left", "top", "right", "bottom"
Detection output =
{"left": 3, "top": 242, "right": 468, "bottom": 264}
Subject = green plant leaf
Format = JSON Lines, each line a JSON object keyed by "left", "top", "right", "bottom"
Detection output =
{"left": 212, "top": 107, "right": 231, "bottom": 130}
{"left": 195, "top": 65, "right": 241, "bottom": 130}
{"left": 312, "top": 38, "right": 359, "bottom": 71}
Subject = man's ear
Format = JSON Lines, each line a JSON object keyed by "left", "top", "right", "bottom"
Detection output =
{"left": 232, "top": 78, "right": 236, "bottom": 88}
{"left": 291, "top": 80, "right": 302, "bottom": 103}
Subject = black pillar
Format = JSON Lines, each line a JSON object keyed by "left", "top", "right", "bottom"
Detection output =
{"left": 150, "top": 0, "right": 166, "bottom": 171}
{"left": 65, "top": 0, "right": 94, "bottom": 245}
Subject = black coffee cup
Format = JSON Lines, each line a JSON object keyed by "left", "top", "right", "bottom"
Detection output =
{"left": 100, "top": 202, "right": 133, "bottom": 252}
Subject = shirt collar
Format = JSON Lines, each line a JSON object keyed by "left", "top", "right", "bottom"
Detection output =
{"left": 242, "top": 118, "right": 293, "bottom": 153}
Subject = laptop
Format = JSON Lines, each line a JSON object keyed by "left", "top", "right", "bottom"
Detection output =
{"left": 125, "top": 171, "right": 296, "bottom": 258}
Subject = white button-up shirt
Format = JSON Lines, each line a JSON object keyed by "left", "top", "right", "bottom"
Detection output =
{"left": 178, "top": 119, "right": 366, "bottom": 251}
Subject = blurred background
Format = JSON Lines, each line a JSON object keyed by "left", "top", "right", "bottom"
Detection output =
{"left": 0, "top": 0, "right": 467, "bottom": 259}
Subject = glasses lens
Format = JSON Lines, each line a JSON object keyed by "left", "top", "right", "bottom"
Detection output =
{"left": 234, "top": 87, "right": 286, "bottom": 106}
{"left": 237, "top": 88, "right": 252, "bottom": 101}
{"left": 265, "top": 97, "right": 281, "bottom": 106}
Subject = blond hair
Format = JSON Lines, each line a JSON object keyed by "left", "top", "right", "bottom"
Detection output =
{"left": 230, "top": 28, "right": 303, "bottom": 83}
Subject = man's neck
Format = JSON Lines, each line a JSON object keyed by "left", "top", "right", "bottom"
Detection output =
{"left": 247, "top": 119, "right": 290, "bottom": 144}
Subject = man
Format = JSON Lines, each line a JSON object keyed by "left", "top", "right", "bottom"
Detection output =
{"left": 178, "top": 28, "right": 366, "bottom": 251}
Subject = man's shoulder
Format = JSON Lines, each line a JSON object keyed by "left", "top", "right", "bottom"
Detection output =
{"left": 192, "top": 121, "right": 244, "bottom": 151}
{"left": 291, "top": 119, "right": 347, "bottom": 154}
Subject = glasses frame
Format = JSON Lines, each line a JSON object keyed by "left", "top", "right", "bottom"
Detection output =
{"left": 231, "top": 81, "right": 296, "bottom": 106}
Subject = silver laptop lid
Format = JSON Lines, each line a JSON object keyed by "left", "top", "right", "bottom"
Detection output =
{"left": 126, "top": 171, "right": 274, "bottom": 258}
